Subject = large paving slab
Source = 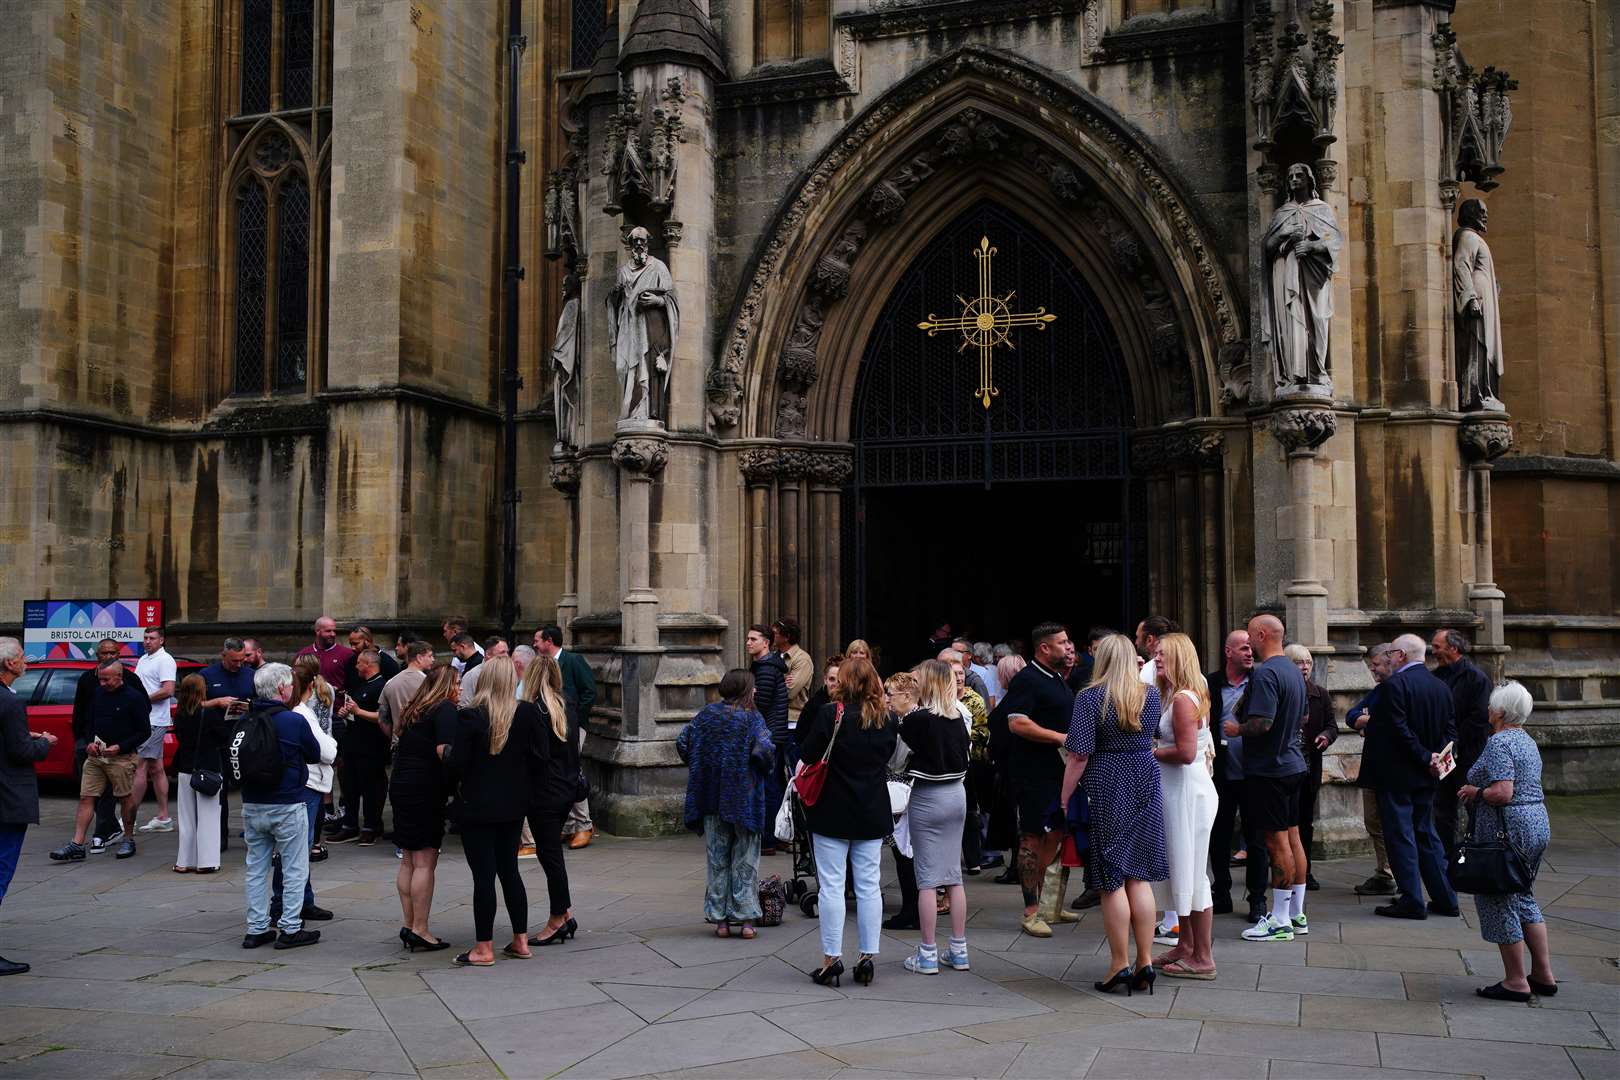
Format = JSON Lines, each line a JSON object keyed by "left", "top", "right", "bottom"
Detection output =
{"left": 0, "top": 792, "right": 1613, "bottom": 1078}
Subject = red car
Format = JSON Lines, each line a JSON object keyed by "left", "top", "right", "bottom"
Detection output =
{"left": 16, "top": 659, "right": 206, "bottom": 780}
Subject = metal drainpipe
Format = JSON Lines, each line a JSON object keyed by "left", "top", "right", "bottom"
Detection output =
{"left": 500, "top": 0, "right": 526, "bottom": 643}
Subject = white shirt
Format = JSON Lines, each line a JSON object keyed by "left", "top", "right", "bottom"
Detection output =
{"left": 450, "top": 642, "right": 485, "bottom": 674}
{"left": 1139, "top": 657, "right": 1158, "bottom": 686}
{"left": 135, "top": 647, "right": 177, "bottom": 727}
{"left": 293, "top": 701, "right": 339, "bottom": 793}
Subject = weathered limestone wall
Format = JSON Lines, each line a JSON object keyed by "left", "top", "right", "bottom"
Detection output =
{"left": 0, "top": 421, "right": 328, "bottom": 628}
{"left": 0, "top": 1, "right": 181, "bottom": 420}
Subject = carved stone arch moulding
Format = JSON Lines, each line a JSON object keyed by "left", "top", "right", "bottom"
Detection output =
{"left": 706, "top": 46, "right": 1244, "bottom": 437}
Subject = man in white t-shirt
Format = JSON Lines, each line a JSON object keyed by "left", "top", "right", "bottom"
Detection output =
{"left": 132, "top": 627, "right": 177, "bottom": 833}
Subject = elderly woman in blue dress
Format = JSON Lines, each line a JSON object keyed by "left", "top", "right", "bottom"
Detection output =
{"left": 1459, "top": 681, "right": 1557, "bottom": 1002}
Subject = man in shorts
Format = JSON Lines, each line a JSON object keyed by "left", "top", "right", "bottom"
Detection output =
{"left": 1222, "top": 614, "right": 1309, "bottom": 942}
{"left": 1003, "top": 622, "right": 1078, "bottom": 938}
{"left": 51, "top": 659, "right": 152, "bottom": 861}
{"left": 132, "top": 627, "right": 177, "bottom": 833}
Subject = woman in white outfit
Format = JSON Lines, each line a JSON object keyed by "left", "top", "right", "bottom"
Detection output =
{"left": 1149, "top": 633, "right": 1219, "bottom": 978}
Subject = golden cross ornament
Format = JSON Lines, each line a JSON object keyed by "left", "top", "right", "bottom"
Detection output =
{"left": 917, "top": 235, "right": 1057, "bottom": 408}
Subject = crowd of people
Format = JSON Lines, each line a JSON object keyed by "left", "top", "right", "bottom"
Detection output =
{"left": 677, "top": 615, "right": 1559, "bottom": 1003}
{"left": 0, "top": 611, "right": 1560, "bottom": 1004}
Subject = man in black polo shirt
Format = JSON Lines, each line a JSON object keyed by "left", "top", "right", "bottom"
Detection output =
{"left": 330, "top": 650, "right": 390, "bottom": 846}
{"left": 201, "top": 639, "right": 258, "bottom": 854}
{"left": 71, "top": 638, "right": 141, "bottom": 852}
{"left": 1223, "top": 614, "right": 1309, "bottom": 943}
{"left": 1001, "top": 622, "right": 1077, "bottom": 938}
{"left": 50, "top": 660, "right": 151, "bottom": 862}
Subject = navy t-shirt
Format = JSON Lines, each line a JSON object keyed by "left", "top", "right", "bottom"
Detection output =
{"left": 1238, "top": 655, "right": 1308, "bottom": 778}
{"left": 199, "top": 662, "right": 257, "bottom": 729}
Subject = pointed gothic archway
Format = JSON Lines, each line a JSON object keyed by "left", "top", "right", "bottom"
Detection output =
{"left": 722, "top": 47, "right": 1246, "bottom": 664}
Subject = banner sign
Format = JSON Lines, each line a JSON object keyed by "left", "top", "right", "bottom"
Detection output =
{"left": 22, "top": 599, "right": 164, "bottom": 660}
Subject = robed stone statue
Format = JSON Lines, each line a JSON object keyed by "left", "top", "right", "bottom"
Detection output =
{"left": 1453, "top": 199, "right": 1505, "bottom": 411}
{"left": 549, "top": 273, "right": 582, "bottom": 450}
{"left": 1263, "top": 162, "right": 1342, "bottom": 395}
{"left": 606, "top": 226, "right": 679, "bottom": 423}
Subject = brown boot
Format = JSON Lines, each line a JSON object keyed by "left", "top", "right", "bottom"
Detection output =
{"left": 566, "top": 828, "right": 594, "bottom": 850}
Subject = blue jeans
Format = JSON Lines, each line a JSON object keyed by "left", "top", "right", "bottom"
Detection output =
{"left": 244, "top": 801, "right": 309, "bottom": 934}
{"left": 703, "top": 816, "right": 761, "bottom": 923}
{"left": 811, "top": 834, "right": 883, "bottom": 958}
{"left": 0, "top": 824, "right": 25, "bottom": 907}
{"left": 1376, "top": 785, "right": 1458, "bottom": 911}
{"left": 764, "top": 737, "right": 796, "bottom": 850}
{"left": 272, "top": 788, "right": 322, "bottom": 913}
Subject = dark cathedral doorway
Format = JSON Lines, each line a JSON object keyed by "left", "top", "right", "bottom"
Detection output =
{"left": 845, "top": 201, "right": 1145, "bottom": 669}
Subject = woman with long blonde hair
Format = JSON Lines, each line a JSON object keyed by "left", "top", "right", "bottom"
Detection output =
{"left": 291, "top": 654, "right": 338, "bottom": 842}
{"left": 1150, "top": 633, "right": 1219, "bottom": 979}
{"left": 390, "top": 663, "right": 460, "bottom": 951}
{"left": 286, "top": 656, "right": 338, "bottom": 915}
{"left": 1060, "top": 634, "right": 1168, "bottom": 996}
{"left": 798, "top": 655, "right": 897, "bottom": 988}
{"left": 446, "top": 656, "right": 538, "bottom": 966}
{"left": 896, "top": 660, "right": 972, "bottom": 975}
{"left": 519, "top": 653, "right": 580, "bottom": 945}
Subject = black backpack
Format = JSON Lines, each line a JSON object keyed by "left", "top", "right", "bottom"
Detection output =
{"left": 226, "top": 702, "right": 286, "bottom": 790}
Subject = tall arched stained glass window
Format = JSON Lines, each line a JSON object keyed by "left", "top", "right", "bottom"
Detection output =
{"left": 226, "top": 1, "right": 331, "bottom": 397}
{"left": 240, "top": 0, "right": 272, "bottom": 114}
{"left": 234, "top": 179, "right": 269, "bottom": 394}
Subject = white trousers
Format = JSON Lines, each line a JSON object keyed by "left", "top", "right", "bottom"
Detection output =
{"left": 175, "top": 773, "right": 222, "bottom": 870}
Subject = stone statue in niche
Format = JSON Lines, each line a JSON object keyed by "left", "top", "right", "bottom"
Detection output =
{"left": 606, "top": 226, "right": 680, "bottom": 423}
{"left": 549, "top": 272, "right": 582, "bottom": 451}
{"left": 1453, "top": 198, "right": 1505, "bottom": 411}
{"left": 1263, "top": 162, "right": 1341, "bottom": 396}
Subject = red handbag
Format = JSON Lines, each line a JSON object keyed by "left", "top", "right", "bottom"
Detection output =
{"left": 795, "top": 704, "right": 843, "bottom": 808}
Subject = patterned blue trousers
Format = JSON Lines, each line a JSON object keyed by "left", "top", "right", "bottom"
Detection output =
{"left": 704, "top": 815, "right": 762, "bottom": 923}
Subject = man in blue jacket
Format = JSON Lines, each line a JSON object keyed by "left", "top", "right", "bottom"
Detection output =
{"left": 747, "top": 624, "right": 791, "bottom": 856}
{"left": 1359, "top": 634, "right": 1458, "bottom": 919}
{"left": 240, "top": 662, "right": 327, "bottom": 950}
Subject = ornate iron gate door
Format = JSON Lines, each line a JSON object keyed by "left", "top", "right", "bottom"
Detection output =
{"left": 846, "top": 200, "right": 1146, "bottom": 635}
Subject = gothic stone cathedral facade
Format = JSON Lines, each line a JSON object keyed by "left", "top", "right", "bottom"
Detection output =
{"left": 2, "top": 1, "right": 1616, "bottom": 834}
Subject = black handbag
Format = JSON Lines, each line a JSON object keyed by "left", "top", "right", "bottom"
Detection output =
{"left": 1448, "top": 803, "right": 1532, "bottom": 895}
{"left": 187, "top": 707, "right": 224, "bottom": 797}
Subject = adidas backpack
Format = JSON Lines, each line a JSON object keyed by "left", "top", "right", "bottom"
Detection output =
{"left": 226, "top": 702, "right": 286, "bottom": 790}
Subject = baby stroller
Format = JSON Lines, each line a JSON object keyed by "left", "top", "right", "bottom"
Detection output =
{"left": 786, "top": 791, "right": 819, "bottom": 917}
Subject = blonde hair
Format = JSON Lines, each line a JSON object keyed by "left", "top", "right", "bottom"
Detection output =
{"left": 1092, "top": 634, "right": 1148, "bottom": 733}
{"left": 292, "top": 654, "right": 333, "bottom": 709}
{"left": 1155, "top": 633, "right": 1210, "bottom": 726}
{"left": 884, "top": 671, "right": 919, "bottom": 697}
{"left": 844, "top": 638, "right": 872, "bottom": 662}
{"left": 915, "top": 660, "right": 958, "bottom": 717}
{"left": 520, "top": 653, "right": 570, "bottom": 742}
{"left": 471, "top": 655, "right": 518, "bottom": 753}
{"left": 996, "top": 653, "right": 1026, "bottom": 689}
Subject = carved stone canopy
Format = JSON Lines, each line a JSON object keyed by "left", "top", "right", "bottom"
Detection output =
{"left": 1270, "top": 403, "right": 1338, "bottom": 454}
{"left": 1433, "top": 24, "right": 1516, "bottom": 202}
{"left": 1246, "top": 0, "right": 1343, "bottom": 181}
{"left": 611, "top": 435, "right": 669, "bottom": 475}
{"left": 1458, "top": 414, "right": 1513, "bottom": 463}
{"left": 601, "top": 77, "right": 686, "bottom": 216}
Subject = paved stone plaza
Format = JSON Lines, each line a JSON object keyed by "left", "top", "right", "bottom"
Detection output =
{"left": 0, "top": 795, "right": 1614, "bottom": 1080}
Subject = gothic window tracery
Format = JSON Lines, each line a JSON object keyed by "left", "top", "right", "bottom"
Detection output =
{"left": 571, "top": 0, "right": 609, "bottom": 71}
{"left": 225, "top": 0, "right": 331, "bottom": 397}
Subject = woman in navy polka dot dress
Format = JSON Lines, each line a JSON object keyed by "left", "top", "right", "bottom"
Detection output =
{"left": 1061, "top": 634, "right": 1169, "bottom": 996}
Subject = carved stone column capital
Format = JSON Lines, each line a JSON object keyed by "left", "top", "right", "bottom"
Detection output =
{"left": 1130, "top": 433, "right": 1170, "bottom": 475}
{"left": 738, "top": 447, "right": 780, "bottom": 483}
{"left": 548, "top": 457, "right": 582, "bottom": 494}
{"left": 1270, "top": 404, "right": 1338, "bottom": 454}
{"left": 776, "top": 448, "right": 816, "bottom": 481}
{"left": 804, "top": 451, "right": 853, "bottom": 487}
{"left": 611, "top": 434, "right": 669, "bottom": 475}
{"left": 1178, "top": 430, "right": 1227, "bottom": 469}
{"left": 1458, "top": 414, "right": 1513, "bottom": 462}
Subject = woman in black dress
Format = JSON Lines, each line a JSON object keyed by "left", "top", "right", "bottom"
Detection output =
{"left": 447, "top": 656, "right": 539, "bottom": 966}
{"left": 390, "top": 663, "right": 459, "bottom": 951}
{"left": 520, "top": 654, "right": 580, "bottom": 946}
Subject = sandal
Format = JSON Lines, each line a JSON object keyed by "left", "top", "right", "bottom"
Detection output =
{"left": 1161, "top": 960, "right": 1217, "bottom": 980}
{"left": 738, "top": 922, "right": 756, "bottom": 940}
{"left": 1476, "top": 981, "right": 1532, "bottom": 1003}
{"left": 194, "top": 867, "right": 219, "bottom": 875}
{"left": 172, "top": 866, "right": 193, "bottom": 874}
{"left": 1528, "top": 977, "right": 1558, "bottom": 996}
{"left": 502, "top": 944, "right": 532, "bottom": 960}
{"left": 714, "top": 922, "right": 731, "bottom": 938}
{"left": 453, "top": 951, "right": 495, "bottom": 968}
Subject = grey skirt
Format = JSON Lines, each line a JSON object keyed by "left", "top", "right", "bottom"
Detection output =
{"left": 908, "top": 779, "right": 967, "bottom": 889}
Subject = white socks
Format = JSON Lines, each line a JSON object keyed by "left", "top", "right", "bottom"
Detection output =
{"left": 1291, "top": 884, "right": 1307, "bottom": 919}
{"left": 1272, "top": 888, "right": 1293, "bottom": 923}
{"left": 948, "top": 936, "right": 967, "bottom": 955}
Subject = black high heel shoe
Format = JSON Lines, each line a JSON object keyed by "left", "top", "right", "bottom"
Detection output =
{"left": 1094, "top": 966, "right": 1134, "bottom": 996}
{"left": 399, "top": 927, "right": 410, "bottom": 945}
{"left": 404, "top": 929, "right": 451, "bottom": 952}
{"left": 811, "top": 959, "right": 844, "bottom": 987}
{"left": 853, "top": 954, "right": 875, "bottom": 986}
{"left": 528, "top": 917, "right": 578, "bottom": 947}
{"left": 1132, "top": 965, "right": 1156, "bottom": 995}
